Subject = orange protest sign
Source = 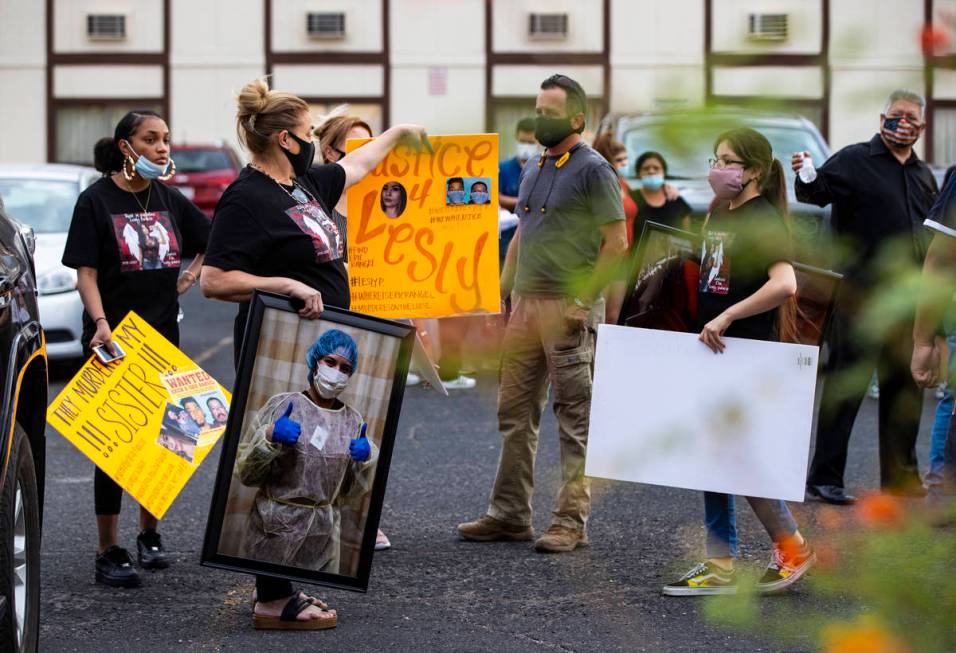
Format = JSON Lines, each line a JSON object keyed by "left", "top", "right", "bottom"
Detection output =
{"left": 346, "top": 134, "right": 501, "bottom": 318}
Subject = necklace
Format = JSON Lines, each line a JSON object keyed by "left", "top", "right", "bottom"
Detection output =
{"left": 249, "top": 163, "right": 316, "bottom": 205}
{"left": 124, "top": 177, "right": 151, "bottom": 213}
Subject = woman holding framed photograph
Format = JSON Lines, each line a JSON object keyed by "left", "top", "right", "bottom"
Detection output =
{"left": 201, "top": 78, "right": 427, "bottom": 630}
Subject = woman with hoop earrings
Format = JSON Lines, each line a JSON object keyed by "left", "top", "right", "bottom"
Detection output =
{"left": 62, "top": 109, "right": 210, "bottom": 589}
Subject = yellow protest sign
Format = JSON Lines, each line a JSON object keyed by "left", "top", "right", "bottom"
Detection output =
{"left": 346, "top": 133, "right": 501, "bottom": 318}
{"left": 46, "top": 312, "right": 231, "bottom": 519}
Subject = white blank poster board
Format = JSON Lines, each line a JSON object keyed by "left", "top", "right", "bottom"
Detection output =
{"left": 585, "top": 326, "right": 819, "bottom": 502}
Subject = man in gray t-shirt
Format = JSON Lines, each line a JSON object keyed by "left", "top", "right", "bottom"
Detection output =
{"left": 458, "top": 75, "right": 627, "bottom": 553}
{"left": 513, "top": 141, "right": 626, "bottom": 298}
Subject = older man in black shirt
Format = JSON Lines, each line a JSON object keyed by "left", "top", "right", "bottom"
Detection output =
{"left": 793, "top": 89, "right": 938, "bottom": 503}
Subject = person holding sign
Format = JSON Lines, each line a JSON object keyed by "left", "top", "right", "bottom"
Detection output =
{"left": 457, "top": 74, "right": 628, "bottom": 553}
{"left": 315, "top": 111, "right": 396, "bottom": 549}
{"left": 61, "top": 110, "right": 209, "bottom": 588}
{"left": 662, "top": 128, "right": 814, "bottom": 596}
{"left": 236, "top": 330, "right": 377, "bottom": 588}
{"left": 201, "top": 78, "right": 427, "bottom": 629}
{"left": 314, "top": 113, "right": 373, "bottom": 260}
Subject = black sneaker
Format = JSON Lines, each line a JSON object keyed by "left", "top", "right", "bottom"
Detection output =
{"left": 662, "top": 561, "right": 738, "bottom": 596}
{"left": 137, "top": 529, "right": 170, "bottom": 570}
{"left": 756, "top": 542, "right": 816, "bottom": 594}
{"left": 95, "top": 546, "right": 140, "bottom": 588}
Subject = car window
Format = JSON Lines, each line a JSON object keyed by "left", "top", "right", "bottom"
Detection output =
{"left": 623, "top": 123, "right": 827, "bottom": 182}
{"left": 173, "top": 149, "right": 232, "bottom": 173}
{"left": 0, "top": 179, "right": 79, "bottom": 234}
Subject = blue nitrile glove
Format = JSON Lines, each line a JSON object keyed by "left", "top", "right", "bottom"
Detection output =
{"left": 272, "top": 402, "right": 301, "bottom": 445}
{"left": 349, "top": 423, "right": 371, "bottom": 462}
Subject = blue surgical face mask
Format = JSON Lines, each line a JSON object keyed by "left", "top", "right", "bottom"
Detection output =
{"left": 470, "top": 191, "right": 489, "bottom": 204}
{"left": 447, "top": 190, "right": 466, "bottom": 204}
{"left": 641, "top": 174, "right": 665, "bottom": 191}
{"left": 126, "top": 141, "right": 170, "bottom": 180}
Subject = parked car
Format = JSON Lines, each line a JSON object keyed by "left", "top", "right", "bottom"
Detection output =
{"left": 167, "top": 143, "right": 242, "bottom": 217}
{"left": 0, "top": 165, "right": 98, "bottom": 362}
{"left": 0, "top": 194, "right": 47, "bottom": 652}
{"left": 601, "top": 109, "right": 834, "bottom": 265}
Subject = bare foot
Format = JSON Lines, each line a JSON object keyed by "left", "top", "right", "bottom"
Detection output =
{"left": 254, "top": 595, "right": 335, "bottom": 623}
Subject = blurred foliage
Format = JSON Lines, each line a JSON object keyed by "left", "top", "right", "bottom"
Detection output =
{"left": 703, "top": 496, "right": 956, "bottom": 652}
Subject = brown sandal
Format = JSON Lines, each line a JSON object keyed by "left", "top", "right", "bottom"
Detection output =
{"left": 250, "top": 589, "right": 329, "bottom": 611}
{"left": 252, "top": 595, "right": 337, "bottom": 631}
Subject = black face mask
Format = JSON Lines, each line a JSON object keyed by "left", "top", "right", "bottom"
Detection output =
{"left": 281, "top": 130, "right": 316, "bottom": 177}
{"left": 534, "top": 116, "right": 577, "bottom": 148}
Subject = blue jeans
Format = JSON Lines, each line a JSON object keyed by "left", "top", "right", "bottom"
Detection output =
{"left": 704, "top": 492, "right": 798, "bottom": 558}
{"left": 927, "top": 331, "right": 956, "bottom": 490}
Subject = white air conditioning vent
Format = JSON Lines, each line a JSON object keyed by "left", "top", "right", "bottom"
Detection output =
{"left": 747, "top": 13, "right": 788, "bottom": 41}
{"left": 528, "top": 13, "right": 568, "bottom": 40}
{"left": 87, "top": 14, "right": 126, "bottom": 41}
{"left": 307, "top": 12, "right": 346, "bottom": 39}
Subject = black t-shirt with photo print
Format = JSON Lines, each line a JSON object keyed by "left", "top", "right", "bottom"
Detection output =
{"left": 696, "top": 196, "right": 792, "bottom": 342}
{"left": 62, "top": 176, "right": 210, "bottom": 344}
{"left": 203, "top": 164, "right": 348, "bottom": 351}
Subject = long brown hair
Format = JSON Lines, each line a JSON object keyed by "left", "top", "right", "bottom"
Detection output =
{"left": 713, "top": 127, "right": 789, "bottom": 223}
{"left": 712, "top": 128, "right": 800, "bottom": 343}
{"left": 315, "top": 114, "right": 372, "bottom": 163}
{"left": 592, "top": 133, "right": 627, "bottom": 167}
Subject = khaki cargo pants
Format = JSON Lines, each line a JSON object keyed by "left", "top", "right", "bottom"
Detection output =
{"left": 487, "top": 294, "right": 603, "bottom": 532}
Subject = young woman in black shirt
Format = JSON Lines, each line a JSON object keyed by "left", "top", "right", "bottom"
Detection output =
{"left": 201, "top": 79, "right": 427, "bottom": 630}
{"left": 662, "top": 128, "right": 815, "bottom": 597}
{"left": 62, "top": 110, "right": 210, "bottom": 588}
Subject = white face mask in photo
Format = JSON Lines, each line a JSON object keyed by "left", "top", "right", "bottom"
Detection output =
{"left": 516, "top": 142, "right": 539, "bottom": 162}
{"left": 312, "top": 364, "right": 350, "bottom": 399}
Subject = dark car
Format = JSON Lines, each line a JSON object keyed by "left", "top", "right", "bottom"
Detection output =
{"left": 166, "top": 143, "right": 242, "bottom": 217}
{"left": 0, "top": 196, "right": 47, "bottom": 651}
{"left": 602, "top": 109, "right": 834, "bottom": 265}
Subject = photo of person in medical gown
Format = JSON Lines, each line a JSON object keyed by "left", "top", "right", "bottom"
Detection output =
{"left": 236, "top": 329, "right": 378, "bottom": 573}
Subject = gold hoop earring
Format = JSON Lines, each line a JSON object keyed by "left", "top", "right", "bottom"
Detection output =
{"left": 157, "top": 157, "right": 176, "bottom": 182}
{"left": 122, "top": 156, "right": 136, "bottom": 182}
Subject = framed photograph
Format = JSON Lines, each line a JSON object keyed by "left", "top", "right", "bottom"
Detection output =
{"left": 618, "top": 221, "right": 700, "bottom": 333}
{"left": 201, "top": 291, "right": 414, "bottom": 591}
{"left": 619, "top": 221, "right": 842, "bottom": 348}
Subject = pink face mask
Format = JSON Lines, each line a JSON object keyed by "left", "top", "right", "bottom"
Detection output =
{"left": 708, "top": 166, "right": 748, "bottom": 200}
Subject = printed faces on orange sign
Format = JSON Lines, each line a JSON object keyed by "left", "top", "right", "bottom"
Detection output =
{"left": 346, "top": 134, "right": 501, "bottom": 319}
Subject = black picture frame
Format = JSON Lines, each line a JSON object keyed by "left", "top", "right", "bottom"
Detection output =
{"left": 200, "top": 290, "right": 414, "bottom": 592}
{"left": 619, "top": 220, "right": 843, "bottom": 349}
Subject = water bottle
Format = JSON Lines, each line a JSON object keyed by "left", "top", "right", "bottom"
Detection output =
{"left": 798, "top": 154, "right": 816, "bottom": 183}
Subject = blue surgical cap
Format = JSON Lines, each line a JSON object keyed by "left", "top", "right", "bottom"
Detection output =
{"left": 306, "top": 329, "right": 359, "bottom": 374}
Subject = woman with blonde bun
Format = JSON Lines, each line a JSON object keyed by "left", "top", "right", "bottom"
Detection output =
{"left": 202, "top": 79, "right": 428, "bottom": 630}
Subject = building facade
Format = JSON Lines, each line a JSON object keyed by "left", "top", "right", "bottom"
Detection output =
{"left": 1, "top": 0, "right": 953, "bottom": 166}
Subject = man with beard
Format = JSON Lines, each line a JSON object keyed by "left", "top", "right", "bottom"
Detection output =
{"left": 792, "top": 89, "right": 939, "bottom": 503}
{"left": 207, "top": 396, "right": 229, "bottom": 427}
{"left": 457, "top": 74, "right": 627, "bottom": 553}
